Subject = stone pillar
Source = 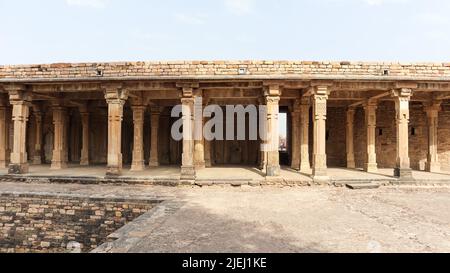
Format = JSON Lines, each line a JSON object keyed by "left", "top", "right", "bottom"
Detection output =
{"left": 392, "top": 89, "right": 413, "bottom": 179}
{"left": 32, "top": 106, "right": 43, "bottom": 165}
{"left": 180, "top": 88, "right": 196, "bottom": 181}
{"left": 424, "top": 102, "right": 441, "bottom": 173}
{"left": 149, "top": 106, "right": 160, "bottom": 168}
{"left": 311, "top": 85, "right": 330, "bottom": 181}
{"left": 364, "top": 100, "right": 378, "bottom": 173}
{"left": 204, "top": 117, "right": 212, "bottom": 168}
{"left": 290, "top": 100, "right": 301, "bottom": 170}
{"left": 8, "top": 87, "right": 32, "bottom": 174}
{"left": 299, "top": 98, "right": 311, "bottom": 173}
{"left": 264, "top": 85, "right": 281, "bottom": 177}
{"left": 79, "top": 106, "right": 90, "bottom": 166}
{"left": 51, "top": 104, "right": 68, "bottom": 170}
{"left": 346, "top": 107, "right": 356, "bottom": 169}
{"left": 131, "top": 105, "right": 146, "bottom": 171}
{"left": 105, "top": 86, "right": 128, "bottom": 176}
{"left": 194, "top": 93, "right": 205, "bottom": 170}
{"left": 0, "top": 97, "right": 10, "bottom": 168}
{"left": 258, "top": 98, "right": 267, "bottom": 171}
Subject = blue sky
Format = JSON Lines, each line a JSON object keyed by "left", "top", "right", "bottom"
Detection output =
{"left": 0, "top": 0, "right": 450, "bottom": 65}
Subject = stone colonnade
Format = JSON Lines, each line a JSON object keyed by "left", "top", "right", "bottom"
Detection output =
{"left": 0, "top": 83, "right": 443, "bottom": 182}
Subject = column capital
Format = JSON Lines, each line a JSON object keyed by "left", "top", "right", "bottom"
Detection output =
{"left": 309, "top": 85, "right": 331, "bottom": 99}
{"left": 392, "top": 88, "right": 413, "bottom": 100}
{"left": 263, "top": 84, "right": 282, "bottom": 97}
{"left": 423, "top": 101, "right": 442, "bottom": 114}
{"left": 347, "top": 107, "right": 356, "bottom": 123}
{"left": 78, "top": 103, "right": 89, "bottom": 114}
{"left": 292, "top": 99, "right": 302, "bottom": 113}
{"left": 104, "top": 84, "right": 128, "bottom": 104}
{"left": 8, "top": 87, "right": 32, "bottom": 105}
{"left": 363, "top": 98, "right": 378, "bottom": 108}
{"left": 150, "top": 106, "right": 162, "bottom": 114}
{"left": 300, "top": 96, "right": 310, "bottom": 106}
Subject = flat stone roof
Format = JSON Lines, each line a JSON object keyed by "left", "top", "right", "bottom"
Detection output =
{"left": 1, "top": 61, "right": 450, "bottom": 83}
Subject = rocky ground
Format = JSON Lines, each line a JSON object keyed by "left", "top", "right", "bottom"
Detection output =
{"left": 1, "top": 182, "right": 449, "bottom": 253}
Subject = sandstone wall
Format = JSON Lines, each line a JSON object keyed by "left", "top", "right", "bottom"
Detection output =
{"left": 0, "top": 194, "right": 155, "bottom": 253}
{"left": 2, "top": 61, "right": 450, "bottom": 80}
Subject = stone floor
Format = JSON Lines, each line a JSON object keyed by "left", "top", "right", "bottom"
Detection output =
{"left": 2, "top": 165, "right": 450, "bottom": 185}
{"left": 1, "top": 182, "right": 449, "bottom": 253}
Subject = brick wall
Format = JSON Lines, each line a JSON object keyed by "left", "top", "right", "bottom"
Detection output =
{"left": 0, "top": 194, "right": 155, "bottom": 253}
{"left": 2, "top": 61, "right": 450, "bottom": 80}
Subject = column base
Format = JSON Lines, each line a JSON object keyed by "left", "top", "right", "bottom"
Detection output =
{"left": 8, "top": 163, "right": 29, "bottom": 174}
{"left": 0, "top": 160, "right": 7, "bottom": 169}
{"left": 205, "top": 160, "right": 212, "bottom": 168}
{"left": 33, "top": 156, "right": 42, "bottom": 165}
{"left": 364, "top": 163, "right": 378, "bottom": 173}
{"left": 300, "top": 164, "right": 311, "bottom": 174}
{"left": 106, "top": 166, "right": 122, "bottom": 177}
{"left": 290, "top": 161, "right": 300, "bottom": 171}
{"left": 347, "top": 160, "right": 356, "bottom": 169}
{"left": 195, "top": 162, "right": 206, "bottom": 170}
{"left": 51, "top": 161, "right": 68, "bottom": 170}
{"left": 181, "top": 166, "right": 196, "bottom": 181}
{"left": 80, "top": 155, "right": 89, "bottom": 166}
{"left": 426, "top": 162, "right": 441, "bottom": 173}
{"left": 394, "top": 168, "right": 413, "bottom": 180}
{"left": 266, "top": 165, "right": 280, "bottom": 177}
{"left": 149, "top": 161, "right": 160, "bottom": 168}
{"left": 131, "top": 161, "right": 145, "bottom": 172}
{"left": 312, "top": 167, "right": 327, "bottom": 177}
{"left": 80, "top": 161, "right": 90, "bottom": 166}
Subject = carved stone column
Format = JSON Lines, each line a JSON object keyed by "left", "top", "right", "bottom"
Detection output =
{"left": 258, "top": 97, "right": 267, "bottom": 171}
{"left": 346, "top": 107, "right": 356, "bottom": 169}
{"left": 79, "top": 106, "right": 90, "bottom": 166}
{"left": 131, "top": 105, "right": 146, "bottom": 171}
{"left": 180, "top": 87, "right": 196, "bottom": 181}
{"left": 0, "top": 96, "right": 10, "bottom": 168}
{"left": 104, "top": 85, "right": 128, "bottom": 176}
{"left": 290, "top": 100, "right": 301, "bottom": 170}
{"left": 299, "top": 97, "right": 311, "bottom": 173}
{"left": 204, "top": 116, "right": 212, "bottom": 167}
{"left": 312, "top": 85, "right": 330, "bottom": 181}
{"left": 7, "top": 86, "right": 32, "bottom": 174}
{"left": 194, "top": 92, "right": 205, "bottom": 170}
{"left": 32, "top": 105, "right": 43, "bottom": 165}
{"left": 424, "top": 101, "right": 441, "bottom": 173}
{"left": 51, "top": 103, "right": 68, "bottom": 170}
{"left": 364, "top": 100, "right": 378, "bottom": 173}
{"left": 149, "top": 106, "right": 161, "bottom": 167}
{"left": 392, "top": 88, "right": 413, "bottom": 179}
{"left": 264, "top": 85, "right": 281, "bottom": 177}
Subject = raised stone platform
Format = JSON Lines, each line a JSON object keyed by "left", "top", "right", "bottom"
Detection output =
{"left": 0, "top": 165, "right": 450, "bottom": 187}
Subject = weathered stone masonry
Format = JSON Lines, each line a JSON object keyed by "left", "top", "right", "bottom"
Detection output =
{"left": 1, "top": 60, "right": 450, "bottom": 182}
{"left": 0, "top": 193, "right": 156, "bottom": 253}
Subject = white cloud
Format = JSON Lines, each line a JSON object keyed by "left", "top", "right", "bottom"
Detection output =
{"left": 224, "top": 0, "right": 254, "bottom": 15}
{"left": 174, "top": 13, "right": 207, "bottom": 25}
{"left": 65, "top": 0, "right": 109, "bottom": 8}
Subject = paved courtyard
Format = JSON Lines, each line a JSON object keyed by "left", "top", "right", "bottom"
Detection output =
{"left": 1, "top": 182, "right": 449, "bottom": 253}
